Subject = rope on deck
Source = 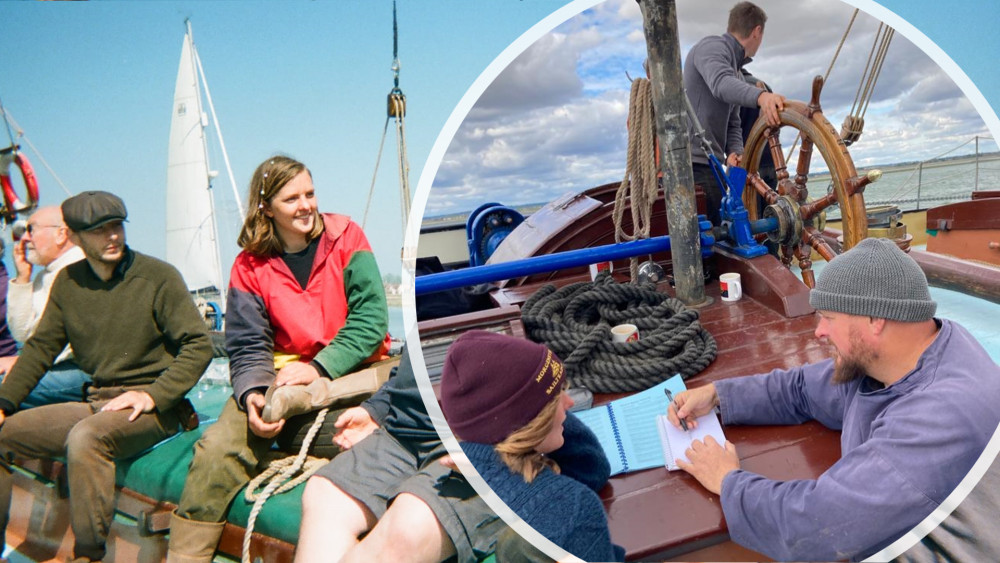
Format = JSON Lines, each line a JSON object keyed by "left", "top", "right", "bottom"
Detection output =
{"left": 240, "top": 407, "right": 330, "bottom": 563}
{"left": 521, "top": 273, "right": 717, "bottom": 393}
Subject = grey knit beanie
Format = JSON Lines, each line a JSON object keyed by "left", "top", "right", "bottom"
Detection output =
{"left": 809, "top": 238, "right": 936, "bottom": 322}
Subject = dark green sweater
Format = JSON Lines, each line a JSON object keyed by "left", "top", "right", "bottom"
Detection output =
{"left": 0, "top": 249, "right": 213, "bottom": 414}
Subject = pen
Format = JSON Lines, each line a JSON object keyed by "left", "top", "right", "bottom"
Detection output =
{"left": 664, "top": 389, "right": 689, "bottom": 431}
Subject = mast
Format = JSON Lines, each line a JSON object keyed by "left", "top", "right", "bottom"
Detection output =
{"left": 639, "top": 0, "right": 706, "bottom": 306}
{"left": 166, "top": 20, "right": 226, "bottom": 308}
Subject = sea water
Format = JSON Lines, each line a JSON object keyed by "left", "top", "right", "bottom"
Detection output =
{"left": 816, "top": 154, "right": 1000, "bottom": 219}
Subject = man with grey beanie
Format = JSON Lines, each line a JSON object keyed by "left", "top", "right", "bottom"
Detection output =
{"left": 665, "top": 238, "right": 1000, "bottom": 561}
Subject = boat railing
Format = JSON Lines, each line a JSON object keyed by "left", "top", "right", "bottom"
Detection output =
{"left": 824, "top": 135, "right": 999, "bottom": 219}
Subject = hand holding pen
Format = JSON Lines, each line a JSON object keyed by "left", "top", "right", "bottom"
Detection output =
{"left": 666, "top": 383, "right": 720, "bottom": 431}
{"left": 664, "top": 389, "right": 689, "bottom": 431}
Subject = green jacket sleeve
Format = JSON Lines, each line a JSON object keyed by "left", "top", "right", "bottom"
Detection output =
{"left": 312, "top": 250, "right": 388, "bottom": 378}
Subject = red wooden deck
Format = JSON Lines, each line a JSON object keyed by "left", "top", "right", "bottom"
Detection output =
{"left": 419, "top": 272, "right": 840, "bottom": 561}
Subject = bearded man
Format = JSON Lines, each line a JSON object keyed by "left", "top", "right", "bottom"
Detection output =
{"left": 667, "top": 238, "right": 1000, "bottom": 561}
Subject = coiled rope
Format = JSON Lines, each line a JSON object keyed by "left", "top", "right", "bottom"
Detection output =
{"left": 614, "top": 77, "right": 659, "bottom": 283}
{"left": 521, "top": 273, "right": 717, "bottom": 393}
{"left": 241, "top": 407, "right": 330, "bottom": 563}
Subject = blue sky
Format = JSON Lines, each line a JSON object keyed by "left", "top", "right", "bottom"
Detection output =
{"left": 424, "top": 0, "right": 1000, "bottom": 217}
{"left": 0, "top": 0, "right": 565, "bottom": 282}
{"left": 2, "top": 0, "right": 998, "bottom": 279}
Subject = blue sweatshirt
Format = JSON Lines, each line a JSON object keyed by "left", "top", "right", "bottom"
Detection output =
{"left": 715, "top": 319, "right": 1000, "bottom": 561}
{"left": 461, "top": 413, "right": 625, "bottom": 562}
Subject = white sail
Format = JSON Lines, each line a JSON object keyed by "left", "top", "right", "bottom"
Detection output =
{"left": 166, "top": 27, "right": 225, "bottom": 307}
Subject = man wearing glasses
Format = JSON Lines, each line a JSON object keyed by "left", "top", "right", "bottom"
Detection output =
{"left": 0, "top": 205, "right": 88, "bottom": 408}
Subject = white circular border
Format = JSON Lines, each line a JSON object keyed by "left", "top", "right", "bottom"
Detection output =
{"left": 400, "top": 1, "right": 1000, "bottom": 562}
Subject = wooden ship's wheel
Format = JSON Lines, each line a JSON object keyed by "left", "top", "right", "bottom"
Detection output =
{"left": 741, "top": 76, "right": 879, "bottom": 287}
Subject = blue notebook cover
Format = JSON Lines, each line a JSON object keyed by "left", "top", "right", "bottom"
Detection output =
{"left": 573, "top": 374, "right": 687, "bottom": 475}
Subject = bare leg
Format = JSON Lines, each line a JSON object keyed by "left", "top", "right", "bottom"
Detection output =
{"left": 341, "top": 493, "right": 456, "bottom": 563}
{"left": 294, "top": 476, "right": 376, "bottom": 563}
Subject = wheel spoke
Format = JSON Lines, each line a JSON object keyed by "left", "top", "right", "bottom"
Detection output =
{"left": 766, "top": 127, "right": 790, "bottom": 189}
{"left": 793, "top": 137, "right": 814, "bottom": 201}
{"left": 748, "top": 173, "right": 778, "bottom": 204}
{"left": 803, "top": 226, "right": 837, "bottom": 262}
{"left": 799, "top": 192, "right": 838, "bottom": 220}
{"left": 795, "top": 241, "right": 816, "bottom": 288}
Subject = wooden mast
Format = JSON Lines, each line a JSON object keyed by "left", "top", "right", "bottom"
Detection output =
{"left": 639, "top": 0, "right": 707, "bottom": 306}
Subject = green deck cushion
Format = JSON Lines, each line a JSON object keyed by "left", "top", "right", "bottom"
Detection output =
{"left": 112, "top": 382, "right": 497, "bottom": 560}
{"left": 114, "top": 383, "right": 306, "bottom": 543}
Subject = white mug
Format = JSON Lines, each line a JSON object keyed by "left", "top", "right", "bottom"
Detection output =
{"left": 720, "top": 272, "right": 742, "bottom": 302}
{"left": 589, "top": 261, "right": 613, "bottom": 281}
{"left": 611, "top": 323, "right": 639, "bottom": 343}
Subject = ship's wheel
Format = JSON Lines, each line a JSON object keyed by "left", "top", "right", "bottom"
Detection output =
{"left": 741, "top": 76, "right": 877, "bottom": 288}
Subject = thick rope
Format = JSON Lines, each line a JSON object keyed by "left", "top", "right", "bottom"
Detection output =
{"left": 614, "top": 78, "right": 660, "bottom": 282}
{"left": 521, "top": 273, "right": 717, "bottom": 393}
{"left": 241, "top": 407, "right": 330, "bottom": 563}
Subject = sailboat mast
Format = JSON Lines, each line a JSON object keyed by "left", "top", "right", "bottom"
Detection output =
{"left": 186, "top": 21, "right": 227, "bottom": 310}
{"left": 166, "top": 20, "right": 226, "bottom": 310}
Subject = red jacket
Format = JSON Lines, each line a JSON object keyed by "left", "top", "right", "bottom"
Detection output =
{"left": 226, "top": 213, "right": 390, "bottom": 406}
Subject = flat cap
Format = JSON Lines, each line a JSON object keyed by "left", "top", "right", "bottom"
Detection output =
{"left": 62, "top": 191, "right": 128, "bottom": 232}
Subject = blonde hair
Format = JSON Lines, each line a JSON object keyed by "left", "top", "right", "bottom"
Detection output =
{"left": 494, "top": 395, "right": 563, "bottom": 483}
{"left": 237, "top": 155, "right": 324, "bottom": 256}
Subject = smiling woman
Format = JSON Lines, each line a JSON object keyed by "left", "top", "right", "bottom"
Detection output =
{"left": 167, "top": 154, "right": 394, "bottom": 561}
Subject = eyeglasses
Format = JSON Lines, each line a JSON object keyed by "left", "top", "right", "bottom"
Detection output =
{"left": 26, "top": 224, "right": 62, "bottom": 235}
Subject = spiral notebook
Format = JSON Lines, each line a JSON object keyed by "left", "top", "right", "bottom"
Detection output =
{"left": 655, "top": 406, "right": 727, "bottom": 471}
{"left": 571, "top": 375, "right": 676, "bottom": 475}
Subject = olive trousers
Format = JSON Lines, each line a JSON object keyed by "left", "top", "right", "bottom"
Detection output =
{"left": 175, "top": 397, "right": 345, "bottom": 523}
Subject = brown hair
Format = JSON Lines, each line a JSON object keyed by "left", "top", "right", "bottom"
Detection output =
{"left": 236, "top": 155, "right": 324, "bottom": 256}
{"left": 493, "top": 395, "right": 562, "bottom": 483}
{"left": 727, "top": 1, "right": 767, "bottom": 38}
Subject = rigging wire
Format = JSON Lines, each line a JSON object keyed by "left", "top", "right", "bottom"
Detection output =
{"left": 0, "top": 102, "right": 74, "bottom": 198}
{"left": 362, "top": 0, "right": 410, "bottom": 230}
{"left": 784, "top": 9, "right": 859, "bottom": 163}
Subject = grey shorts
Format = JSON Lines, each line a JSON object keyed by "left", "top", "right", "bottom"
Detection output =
{"left": 314, "top": 428, "right": 503, "bottom": 562}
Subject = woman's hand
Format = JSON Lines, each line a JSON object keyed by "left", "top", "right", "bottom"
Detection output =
{"left": 246, "top": 391, "right": 285, "bottom": 438}
{"left": 332, "top": 406, "right": 378, "bottom": 450}
{"left": 275, "top": 361, "right": 320, "bottom": 387}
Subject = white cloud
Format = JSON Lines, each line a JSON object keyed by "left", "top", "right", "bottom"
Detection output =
{"left": 426, "top": 0, "right": 990, "bottom": 218}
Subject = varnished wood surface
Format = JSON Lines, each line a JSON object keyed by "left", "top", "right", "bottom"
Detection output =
{"left": 484, "top": 275, "right": 841, "bottom": 561}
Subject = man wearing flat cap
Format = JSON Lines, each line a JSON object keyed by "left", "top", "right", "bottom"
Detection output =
{"left": 0, "top": 191, "right": 213, "bottom": 561}
{"left": 667, "top": 238, "right": 1000, "bottom": 561}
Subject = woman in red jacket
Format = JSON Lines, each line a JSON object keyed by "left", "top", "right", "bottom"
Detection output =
{"left": 168, "top": 155, "right": 391, "bottom": 561}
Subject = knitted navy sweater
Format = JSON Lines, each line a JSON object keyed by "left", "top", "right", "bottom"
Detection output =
{"left": 461, "top": 413, "right": 625, "bottom": 562}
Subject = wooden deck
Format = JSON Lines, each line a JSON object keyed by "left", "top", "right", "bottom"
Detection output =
{"left": 419, "top": 270, "right": 840, "bottom": 562}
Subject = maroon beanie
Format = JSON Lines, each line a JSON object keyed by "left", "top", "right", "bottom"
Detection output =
{"left": 440, "top": 330, "right": 565, "bottom": 445}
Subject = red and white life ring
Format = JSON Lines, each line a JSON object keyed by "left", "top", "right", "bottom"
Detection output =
{"left": 0, "top": 151, "right": 40, "bottom": 215}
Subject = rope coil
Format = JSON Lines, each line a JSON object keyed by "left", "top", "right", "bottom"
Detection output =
{"left": 521, "top": 273, "right": 717, "bottom": 393}
{"left": 241, "top": 407, "right": 331, "bottom": 563}
{"left": 615, "top": 77, "right": 660, "bottom": 282}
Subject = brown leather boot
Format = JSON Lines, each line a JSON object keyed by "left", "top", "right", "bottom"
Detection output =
{"left": 166, "top": 511, "right": 225, "bottom": 563}
{"left": 261, "top": 360, "right": 396, "bottom": 423}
